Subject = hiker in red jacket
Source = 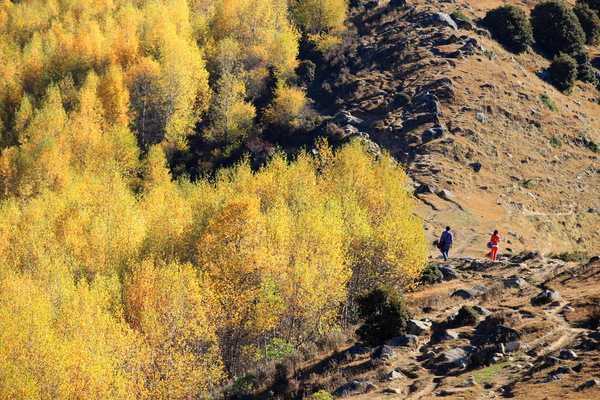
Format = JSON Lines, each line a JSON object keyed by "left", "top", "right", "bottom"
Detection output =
{"left": 487, "top": 230, "right": 501, "bottom": 261}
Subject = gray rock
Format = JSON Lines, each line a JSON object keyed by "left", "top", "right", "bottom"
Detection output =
{"left": 422, "top": 126, "right": 445, "bottom": 143}
{"left": 423, "top": 12, "right": 458, "bottom": 30}
{"left": 451, "top": 286, "right": 487, "bottom": 299}
{"left": 372, "top": 345, "right": 395, "bottom": 361}
{"left": 503, "top": 340, "right": 521, "bottom": 354}
{"left": 531, "top": 289, "right": 561, "bottom": 306}
{"left": 559, "top": 349, "right": 577, "bottom": 360}
{"left": 431, "top": 329, "right": 459, "bottom": 342}
{"left": 472, "top": 305, "right": 491, "bottom": 316}
{"left": 577, "top": 378, "right": 600, "bottom": 391}
{"left": 408, "top": 319, "right": 432, "bottom": 336}
{"left": 333, "top": 110, "right": 364, "bottom": 126}
{"left": 438, "top": 265, "right": 459, "bottom": 280}
{"left": 469, "top": 162, "right": 482, "bottom": 172}
{"left": 333, "top": 380, "right": 376, "bottom": 397}
{"left": 387, "top": 370, "right": 405, "bottom": 381}
{"left": 436, "top": 189, "right": 454, "bottom": 201}
{"left": 345, "top": 344, "right": 371, "bottom": 360}
{"left": 475, "top": 112, "right": 487, "bottom": 123}
{"left": 503, "top": 276, "right": 528, "bottom": 289}
{"left": 431, "top": 347, "right": 470, "bottom": 373}
{"left": 386, "top": 334, "right": 418, "bottom": 348}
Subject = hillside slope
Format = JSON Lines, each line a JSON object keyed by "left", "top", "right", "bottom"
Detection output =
{"left": 284, "top": 254, "right": 600, "bottom": 400}
{"left": 312, "top": 0, "right": 599, "bottom": 257}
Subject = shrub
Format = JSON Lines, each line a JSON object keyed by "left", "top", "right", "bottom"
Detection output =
{"left": 573, "top": 51, "right": 599, "bottom": 83}
{"left": 540, "top": 94, "right": 558, "bottom": 111}
{"left": 483, "top": 5, "right": 533, "bottom": 53}
{"left": 549, "top": 53, "right": 578, "bottom": 92}
{"left": 531, "top": 1, "right": 586, "bottom": 57}
{"left": 574, "top": 3, "right": 600, "bottom": 44}
{"left": 549, "top": 250, "right": 589, "bottom": 262}
{"left": 310, "top": 390, "right": 334, "bottom": 400}
{"left": 420, "top": 264, "right": 443, "bottom": 285}
{"left": 356, "top": 287, "right": 411, "bottom": 346}
{"left": 264, "top": 84, "right": 308, "bottom": 130}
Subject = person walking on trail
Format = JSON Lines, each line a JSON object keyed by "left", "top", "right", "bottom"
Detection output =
{"left": 487, "top": 230, "right": 501, "bottom": 261}
{"left": 438, "top": 226, "right": 453, "bottom": 261}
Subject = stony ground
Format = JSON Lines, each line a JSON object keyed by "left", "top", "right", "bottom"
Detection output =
{"left": 291, "top": 253, "right": 600, "bottom": 399}
{"left": 313, "top": 0, "right": 600, "bottom": 257}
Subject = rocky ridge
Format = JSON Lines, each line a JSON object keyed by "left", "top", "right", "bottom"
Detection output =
{"left": 312, "top": 0, "right": 600, "bottom": 256}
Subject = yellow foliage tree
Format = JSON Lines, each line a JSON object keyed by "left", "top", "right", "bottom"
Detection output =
{"left": 264, "top": 84, "right": 308, "bottom": 130}
{"left": 124, "top": 259, "right": 224, "bottom": 399}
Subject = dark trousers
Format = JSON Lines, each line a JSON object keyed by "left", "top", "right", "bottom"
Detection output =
{"left": 440, "top": 247, "right": 450, "bottom": 261}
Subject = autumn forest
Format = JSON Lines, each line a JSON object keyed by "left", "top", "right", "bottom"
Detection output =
{"left": 0, "top": 1, "right": 427, "bottom": 398}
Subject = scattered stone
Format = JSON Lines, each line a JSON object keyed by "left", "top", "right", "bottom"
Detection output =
{"left": 577, "top": 378, "right": 600, "bottom": 391}
{"left": 407, "top": 319, "right": 432, "bottom": 336}
{"left": 503, "top": 276, "right": 528, "bottom": 289}
{"left": 372, "top": 345, "right": 395, "bottom": 361}
{"left": 382, "top": 387, "right": 403, "bottom": 394}
{"left": 476, "top": 112, "right": 487, "bottom": 123}
{"left": 430, "top": 347, "right": 470, "bottom": 373}
{"left": 333, "top": 380, "right": 377, "bottom": 397}
{"left": 531, "top": 289, "right": 561, "bottom": 306}
{"left": 448, "top": 305, "right": 483, "bottom": 327}
{"left": 471, "top": 315, "right": 520, "bottom": 346}
{"left": 422, "top": 126, "right": 445, "bottom": 143}
{"left": 387, "top": 370, "right": 405, "bottom": 381}
{"left": 451, "top": 286, "right": 486, "bottom": 299}
{"left": 436, "top": 189, "right": 455, "bottom": 201}
{"left": 386, "top": 334, "right": 418, "bottom": 348}
{"left": 332, "top": 110, "right": 364, "bottom": 127}
{"left": 472, "top": 305, "right": 491, "bottom": 316}
{"left": 451, "top": 288, "right": 477, "bottom": 299}
{"left": 345, "top": 344, "right": 371, "bottom": 360}
{"left": 431, "top": 328, "right": 460, "bottom": 343}
{"left": 559, "top": 349, "right": 577, "bottom": 360}
{"left": 422, "top": 12, "right": 458, "bottom": 30}
{"left": 438, "top": 265, "right": 459, "bottom": 280}
{"left": 469, "top": 162, "right": 482, "bottom": 172}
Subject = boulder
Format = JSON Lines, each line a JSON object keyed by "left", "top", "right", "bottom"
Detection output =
{"left": 531, "top": 289, "right": 561, "bottom": 306}
{"left": 333, "top": 380, "right": 376, "bottom": 397}
{"left": 372, "top": 345, "right": 395, "bottom": 361}
{"left": 387, "top": 370, "right": 405, "bottom": 381}
{"left": 422, "top": 126, "right": 445, "bottom": 143}
{"left": 407, "top": 319, "right": 432, "bottom": 336}
{"left": 386, "top": 334, "right": 419, "bottom": 348}
{"left": 430, "top": 347, "right": 470, "bottom": 373}
{"left": 559, "top": 349, "right": 577, "bottom": 360}
{"left": 577, "top": 378, "right": 600, "bottom": 391}
{"left": 469, "top": 162, "right": 482, "bottom": 172}
{"left": 451, "top": 286, "right": 486, "bottom": 299}
{"left": 503, "top": 276, "right": 528, "bottom": 289}
{"left": 431, "top": 328, "right": 459, "bottom": 343}
{"left": 422, "top": 12, "right": 458, "bottom": 31}
{"left": 345, "top": 344, "right": 371, "bottom": 360}
{"left": 447, "top": 306, "right": 483, "bottom": 328}
{"left": 332, "top": 110, "right": 364, "bottom": 127}
{"left": 438, "top": 265, "right": 459, "bottom": 280}
{"left": 471, "top": 316, "right": 520, "bottom": 346}
{"left": 472, "top": 305, "right": 491, "bottom": 316}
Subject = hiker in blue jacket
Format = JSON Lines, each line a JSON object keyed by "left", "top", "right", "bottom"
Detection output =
{"left": 438, "top": 226, "right": 453, "bottom": 261}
